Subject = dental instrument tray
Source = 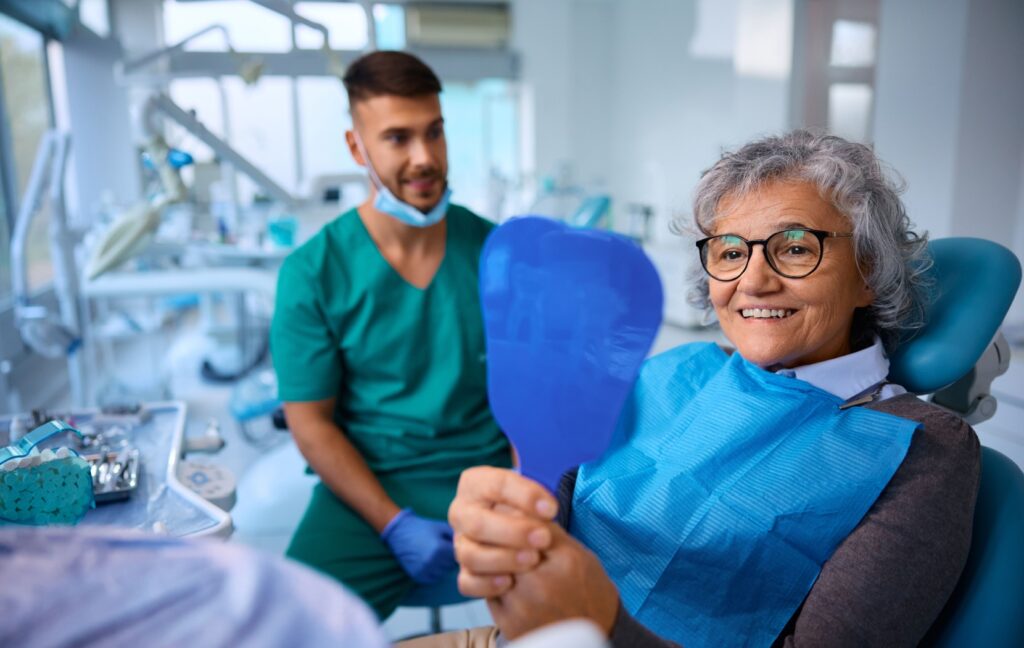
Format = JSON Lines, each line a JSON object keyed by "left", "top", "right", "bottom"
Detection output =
{"left": 0, "top": 402, "right": 231, "bottom": 537}
{"left": 85, "top": 449, "right": 141, "bottom": 503}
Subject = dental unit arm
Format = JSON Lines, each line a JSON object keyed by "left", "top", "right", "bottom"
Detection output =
{"left": 89, "top": 3, "right": 344, "bottom": 280}
{"left": 145, "top": 93, "right": 295, "bottom": 207}
{"left": 251, "top": 0, "right": 330, "bottom": 45}
{"left": 930, "top": 331, "right": 1011, "bottom": 425}
{"left": 86, "top": 91, "right": 297, "bottom": 279}
{"left": 9, "top": 130, "right": 91, "bottom": 406}
{"left": 11, "top": 132, "right": 78, "bottom": 355}
{"left": 118, "top": 24, "right": 229, "bottom": 77}
{"left": 250, "top": 0, "right": 350, "bottom": 75}
{"left": 84, "top": 111, "right": 188, "bottom": 280}
{"left": 116, "top": 24, "right": 265, "bottom": 86}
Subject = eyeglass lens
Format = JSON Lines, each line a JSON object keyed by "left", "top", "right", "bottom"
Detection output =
{"left": 701, "top": 229, "right": 823, "bottom": 280}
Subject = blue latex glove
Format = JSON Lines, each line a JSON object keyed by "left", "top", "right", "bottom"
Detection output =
{"left": 380, "top": 508, "right": 457, "bottom": 584}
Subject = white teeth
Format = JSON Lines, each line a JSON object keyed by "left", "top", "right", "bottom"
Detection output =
{"left": 741, "top": 308, "right": 794, "bottom": 319}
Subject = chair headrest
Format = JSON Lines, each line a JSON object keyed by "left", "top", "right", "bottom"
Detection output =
{"left": 888, "top": 238, "right": 1021, "bottom": 394}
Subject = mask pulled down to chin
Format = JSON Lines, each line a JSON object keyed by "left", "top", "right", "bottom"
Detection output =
{"left": 373, "top": 182, "right": 451, "bottom": 228}
{"left": 353, "top": 131, "right": 451, "bottom": 228}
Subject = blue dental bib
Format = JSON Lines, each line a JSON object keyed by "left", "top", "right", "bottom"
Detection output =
{"left": 571, "top": 343, "right": 918, "bottom": 648}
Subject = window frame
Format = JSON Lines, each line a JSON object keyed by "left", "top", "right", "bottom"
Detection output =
{"left": 0, "top": 12, "right": 58, "bottom": 358}
{"left": 789, "top": 0, "right": 880, "bottom": 141}
{"left": 0, "top": 53, "right": 18, "bottom": 238}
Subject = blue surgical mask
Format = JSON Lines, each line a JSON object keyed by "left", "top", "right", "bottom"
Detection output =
{"left": 373, "top": 183, "right": 451, "bottom": 228}
{"left": 354, "top": 132, "right": 450, "bottom": 228}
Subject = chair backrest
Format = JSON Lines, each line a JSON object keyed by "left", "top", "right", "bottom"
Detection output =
{"left": 924, "top": 446, "right": 1024, "bottom": 647}
{"left": 884, "top": 238, "right": 1024, "bottom": 644}
{"left": 888, "top": 238, "right": 1021, "bottom": 393}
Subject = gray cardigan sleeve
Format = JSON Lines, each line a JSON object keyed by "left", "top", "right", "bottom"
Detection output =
{"left": 772, "top": 395, "right": 980, "bottom": 647}
{"left": 558, "top": 394, "right": 980, "bottom": 648}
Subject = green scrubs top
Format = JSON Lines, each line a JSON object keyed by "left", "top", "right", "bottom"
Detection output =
{"left": 270, "top": 204, "right": 511, "bottom": 618}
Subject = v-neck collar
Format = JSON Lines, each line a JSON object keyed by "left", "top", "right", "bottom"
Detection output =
{"left": 353, "top": 208, "right": 449, "bottom": 292}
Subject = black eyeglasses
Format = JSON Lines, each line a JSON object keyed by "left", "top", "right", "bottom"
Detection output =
{"left": 695, "top": 228, "right": 854, "bottom": 281}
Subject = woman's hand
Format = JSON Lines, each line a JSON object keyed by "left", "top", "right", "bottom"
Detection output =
{"left": 488, "top": 522, "right": 621, "bottom": 640}
{"left": 449, "top": 466, "right": 559, "bottom": 595}
{"left": 448, "top": 467, "right": 620, "bottom": 640}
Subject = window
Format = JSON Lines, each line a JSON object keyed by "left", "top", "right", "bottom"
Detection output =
{"left": 825, "top": 19, "right": 877, "bottom": 140}
{"left": 0, "top": 13, "right": 54, "bottom": 297}
{"left": 829, "top": 20, "right": 876, "bottom": 68}
{"left": 828, "top": 83, "right": 873, "bottom": 143}
{"left": 161, "top": 3, "right": 517, "bottom": 217}
{"left": 441, "top": 80, "right": 519, "bottom": 219}
{"left": 79, "top": 0, "right": 111, "bottom": 38}
{"left": 790, "top": 0, "right": 880, "bottom": 142}
{"left": 296, "top": 76, "right": 361, "bottom": 182}
{"left": 168, "top": 77, "right": 297, "bottom": 205}
{"left": 0, "top": 171, "right": 9, "bottom": 304}
{"left": 223, "top": 76, "right": 298, "bottom": 199}
{"left": 373, "top": 4, "right": 406, "bottom": 50}
{"left": 163, "top": 0, "right": 293, "bottom": 52}
{"left": 293, "top": 2, "right": 369, "bottom": 50}
{"left": 164, "top": 0, "right": 400, "bottom": 52}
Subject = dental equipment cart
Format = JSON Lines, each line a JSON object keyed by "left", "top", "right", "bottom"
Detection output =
{"left": 1, "top": 402, "right": 231, "bottom": 538}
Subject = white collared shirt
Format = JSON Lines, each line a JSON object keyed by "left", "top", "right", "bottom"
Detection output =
{"left": 775, "top": 337, "right": 908, "bottom": 402}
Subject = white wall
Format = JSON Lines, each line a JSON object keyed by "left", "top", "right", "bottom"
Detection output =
{"left": 566, "top": 0, "right": 615, "bottom": 192}
{"left": 515, "top": 0, "right": 1024, "bottom": 330}
{"left": 512, "top": 0, "right": 614, "bottom": 196}
{"left": 873, "top": 0, "right": 1024, "bottom": 327}
{"left": 951, "top": 0, "right": 1024, "bottom": 245}
{"left": 872, "top": 0, "right": 969, "bottom": 240}
{"left": 605, "top": 0, "right": 792, "bottom": 244}
{"left": 512, "top": 0, "right": 793, "bottom": 325}
{"left": 954, "top": 0, "right": 1024, "bottom": 328}
{"left": 515, "top": 0, "right": 792, "bottom": 234}
{"left": 1010, "top": 149, "right": 1024, "bottom": 327}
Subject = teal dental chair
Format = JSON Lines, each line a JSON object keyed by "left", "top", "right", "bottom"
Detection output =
{"left": 887, "top": 238, "right": 1023, "bottom": 647}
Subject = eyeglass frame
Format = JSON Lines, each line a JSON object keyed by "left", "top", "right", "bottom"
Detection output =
{"left": 694, "top": 228, "right": 854, "bottom": 281}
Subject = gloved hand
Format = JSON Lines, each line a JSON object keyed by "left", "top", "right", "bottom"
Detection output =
{"left": 380, "top": 508, "right": 458, "bottom": 584}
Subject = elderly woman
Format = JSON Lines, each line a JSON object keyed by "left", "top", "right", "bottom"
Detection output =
{"left": 407, "top": 131, "right": 980, "bottom": 648}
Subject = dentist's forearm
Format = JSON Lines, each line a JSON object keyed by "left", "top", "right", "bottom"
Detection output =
{"left": 285, "top": 402, "right": 401, "bottom": 532}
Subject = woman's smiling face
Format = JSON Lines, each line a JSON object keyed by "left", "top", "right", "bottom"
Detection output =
{"left": 708, "top": 181, "right": 875, "bottom": 369}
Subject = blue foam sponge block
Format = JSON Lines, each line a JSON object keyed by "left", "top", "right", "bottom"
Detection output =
{"left": 0, "top": 454, "right": 95, "bottom": 526}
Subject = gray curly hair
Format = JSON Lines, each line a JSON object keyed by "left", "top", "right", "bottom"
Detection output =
{"left": 681, "top": 129, "right": 931, "bottom": 344}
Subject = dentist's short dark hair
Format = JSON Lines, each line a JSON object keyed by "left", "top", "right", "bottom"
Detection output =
{"left": 342, "top": 50, "right": 442, "bottom": 106}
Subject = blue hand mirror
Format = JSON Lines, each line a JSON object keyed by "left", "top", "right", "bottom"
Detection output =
{"left": 480, "top": 217, "right": 663, "bottom": 492}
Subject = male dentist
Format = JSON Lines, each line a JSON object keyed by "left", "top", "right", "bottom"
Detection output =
{"left": 271, "top": 51, "right": 511, "bottom": 619}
